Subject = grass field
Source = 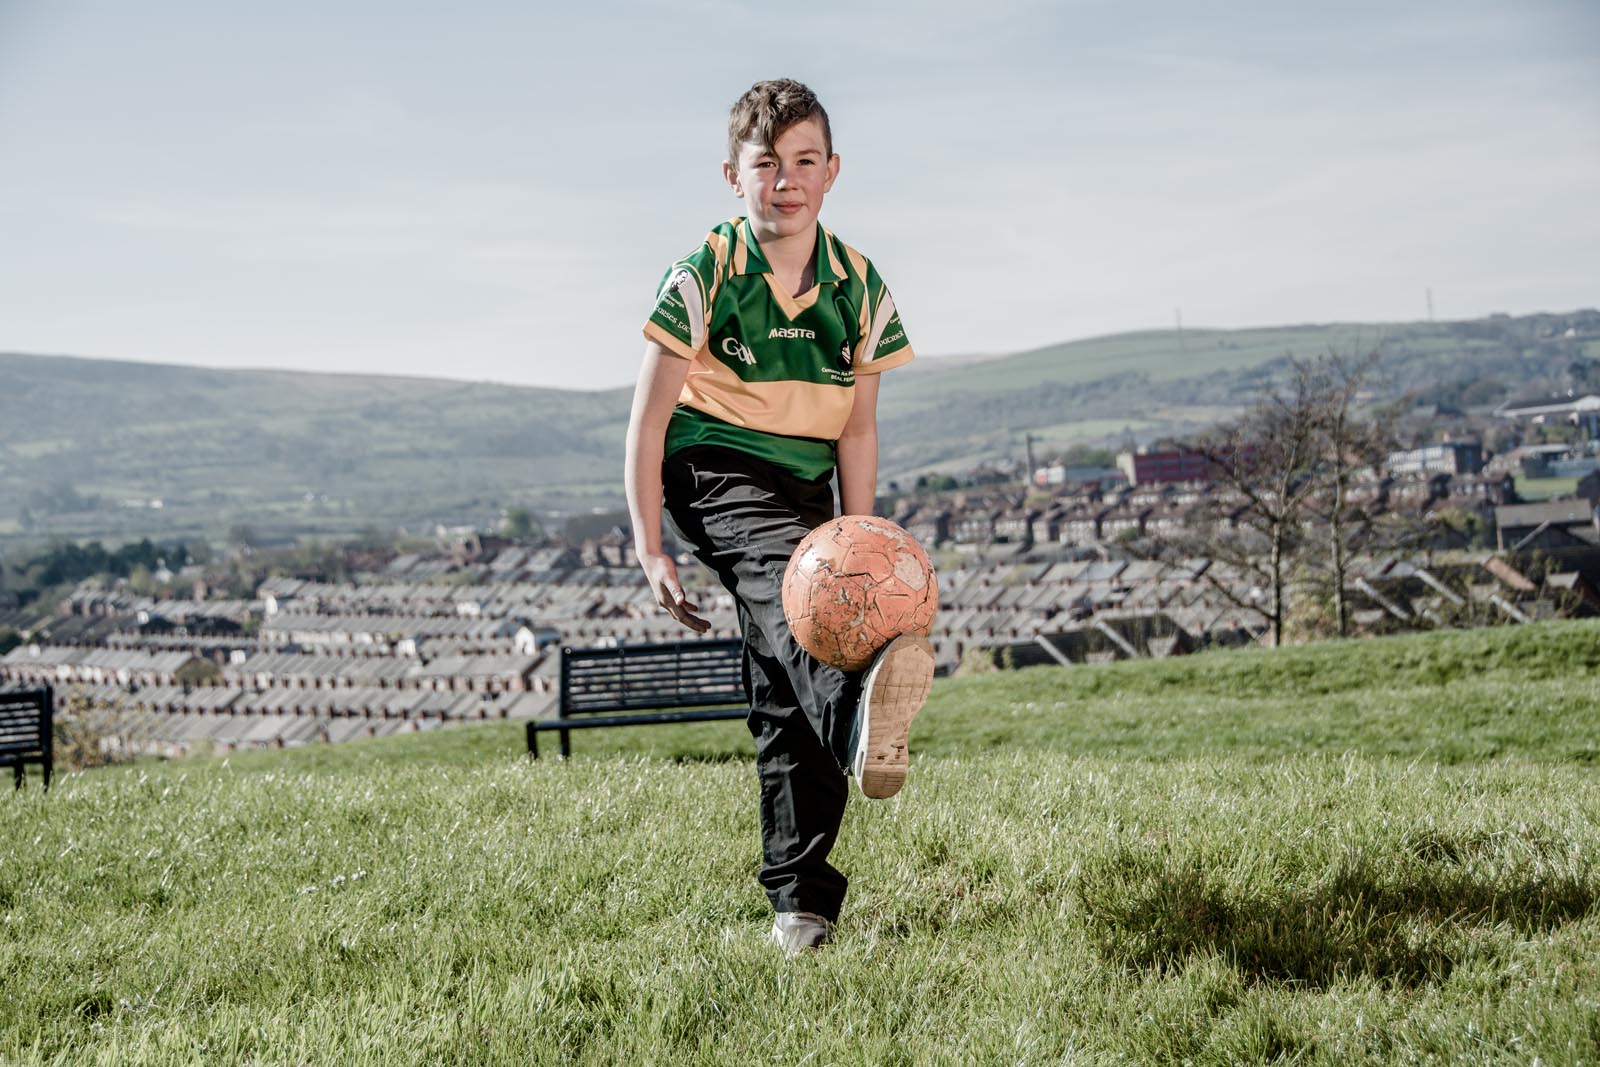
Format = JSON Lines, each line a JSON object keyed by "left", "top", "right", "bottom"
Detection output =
{"left": 4, "top": 621, "right": 1599, "bottom": 1065}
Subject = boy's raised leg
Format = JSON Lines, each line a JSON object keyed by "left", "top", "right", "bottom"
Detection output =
{"left": 852, "top": 633, "right": 935, "bottom": 799}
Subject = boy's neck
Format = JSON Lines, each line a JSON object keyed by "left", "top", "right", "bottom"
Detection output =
{"left": 753, "top": 220, "right": 818, "bottom": 296}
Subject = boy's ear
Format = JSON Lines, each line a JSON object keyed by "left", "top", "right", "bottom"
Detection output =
{"left": 824, "top": 153, "right": 840, "bottom": 193}
{"left": 723, "top": 160, "right": 744, "bottom": 198}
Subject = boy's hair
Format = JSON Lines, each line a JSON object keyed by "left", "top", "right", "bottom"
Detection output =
{"left": 727, "top": 79, "right": 833, "bottom": 168}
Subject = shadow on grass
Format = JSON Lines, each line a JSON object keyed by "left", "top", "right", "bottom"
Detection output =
{"left": 1077, "top": 840, "right": 1597, "bottom": 989}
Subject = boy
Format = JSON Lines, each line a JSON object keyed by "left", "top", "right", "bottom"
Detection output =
{"left": 624, "top": 79, "right": 934, "bottom": 955}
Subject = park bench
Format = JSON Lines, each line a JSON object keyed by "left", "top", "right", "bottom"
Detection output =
{"left": 1, "top": 686, "right": 54, "bottom": 790}
{"left": 526, "top": 637, "right": 747, "bottom": 758}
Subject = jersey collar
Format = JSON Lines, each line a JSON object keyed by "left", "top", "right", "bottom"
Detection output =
{"left": 735, "top": 218, "right": 845, "bottom": 284}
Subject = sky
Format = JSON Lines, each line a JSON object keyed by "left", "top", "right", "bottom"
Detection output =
{"left": 0, "top": 1, "right": 1595, "bottom": 391}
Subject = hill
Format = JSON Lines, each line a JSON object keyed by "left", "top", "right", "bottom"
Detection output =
{"left": 879, "top": 311, "right": 1599, "bottom": 475}
{"left": 4, "top": 621, "right": 1597, "bottom": 1064}
{"left": 4, "top": 309, "right": 1596, "bottom": 546}
{"left": 0, "top": 353, "right": 633, "bottom": 547}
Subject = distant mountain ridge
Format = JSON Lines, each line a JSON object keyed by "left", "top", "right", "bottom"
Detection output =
{"left": 3, "top": 309, "right": 1595, "bottom": 547}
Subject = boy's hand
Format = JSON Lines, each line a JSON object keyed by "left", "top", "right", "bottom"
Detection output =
{"left": 639, "top": 551, "right": 711, "bottom": 633}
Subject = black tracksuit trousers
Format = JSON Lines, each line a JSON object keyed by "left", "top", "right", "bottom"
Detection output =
{"left": 662, "top": 445, "right": 863, "bottom": 921}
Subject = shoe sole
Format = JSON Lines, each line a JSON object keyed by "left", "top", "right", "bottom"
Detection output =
{"left": 854, "top": 634, "right": 934, "bottom": 799}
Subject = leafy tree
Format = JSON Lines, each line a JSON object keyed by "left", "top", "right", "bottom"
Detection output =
{"left": 127, "top": 564, "right": 158, "bottom": 597}
{"left": 174, "top": 659, "right": 223, "bottom": 687}
{"left": 350, "top": 525, "right": 394, "bottom": 551}
{"left": 916, "top": 474, "right": 960, "bottom": 493}
{"left": 52, "top": 691, "right": 125, "bottom": 770}
{"left": 503, "top": 507, "right": 540, "bottom": 542}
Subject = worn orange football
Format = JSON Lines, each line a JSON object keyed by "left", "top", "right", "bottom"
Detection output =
{"left": 782, "top": 515, "right": 938, "bottom": 671}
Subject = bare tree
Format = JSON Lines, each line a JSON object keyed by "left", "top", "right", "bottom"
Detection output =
{"left": 1296, "top": 351, "right": 1389, "bottom": 637}
{"left": 1188, "top": 371, "right": 1326, "bottom": 646}
{"left": 1135, "top": 349, "right": 1465, "bottom": 645}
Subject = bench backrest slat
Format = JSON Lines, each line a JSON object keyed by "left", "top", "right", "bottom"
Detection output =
{"left": 560, "top": 638, "right": 747, "bottom": 716}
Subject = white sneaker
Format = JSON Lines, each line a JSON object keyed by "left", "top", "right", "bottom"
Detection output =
{"left": 770, "top": 911, "right": 833, "bottom": 956}
{"left": 852, "top": 633, "right": 935, "bottom": 799}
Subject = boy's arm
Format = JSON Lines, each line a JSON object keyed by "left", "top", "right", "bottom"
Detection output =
{"left": 835, "top": 371, "right": 881, "bottom": 516}
{"left": 625, "top": 341, "right": 709, "bottom": 633}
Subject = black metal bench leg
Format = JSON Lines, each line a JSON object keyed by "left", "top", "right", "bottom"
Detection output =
{"left": 12, "top": 765, "right": 21, "bottom": 790}
{"left": 560, "top": 728, "right": 572, "bottom": 759}
{"left": 43, "top": 759, "right": 51, "bottom": 792}
{"left": 527, "top": 721, "right": 539, "bottom": 759}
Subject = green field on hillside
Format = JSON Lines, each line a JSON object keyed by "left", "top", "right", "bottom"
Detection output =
{"left": 4, "top": 622, "right": 1599, "bottom": 1065}
{"left": 881, "top": 324, "right": 1386, "bottom": 416}
{"left": 1519, "top": 476, "right": 1584, "bottom": 502}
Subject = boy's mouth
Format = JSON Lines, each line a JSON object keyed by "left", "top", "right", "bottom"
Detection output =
{"left": 774, "top": 203, "right": 805, "bottom": 216}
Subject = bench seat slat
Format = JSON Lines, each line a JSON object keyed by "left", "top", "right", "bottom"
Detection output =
{"left": 565, "top": 674, "right": 742, "bottom": 689}
{"left": 563, "top": 698, "right": 745, "bottom": 715}
{"left": 531, "top": 707, "right": 746, "bottom": 732}
{"left": 566, "top": 674, "right": 743, "bottom": 689}
{"left": 566, "top": 685, "right": 742, "bottom": 696}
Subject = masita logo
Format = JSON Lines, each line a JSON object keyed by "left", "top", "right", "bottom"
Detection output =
{"left": 769, "top": 327, "right": 816, "bottom": 340}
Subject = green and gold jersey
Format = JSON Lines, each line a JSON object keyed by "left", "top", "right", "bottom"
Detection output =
{"left": 643, "top": 216, "right": 913, "bottom": 480}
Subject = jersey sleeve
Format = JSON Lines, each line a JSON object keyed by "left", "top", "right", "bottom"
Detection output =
{"left": 642, "top": 244, "right": 720, "bottom": 360}
{"left": 853, "top": 259, "right": 913, "bottom": 375}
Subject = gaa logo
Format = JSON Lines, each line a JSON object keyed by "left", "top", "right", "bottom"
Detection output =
{"left": 721, "top": 336, "right": 756, "bottom": 365}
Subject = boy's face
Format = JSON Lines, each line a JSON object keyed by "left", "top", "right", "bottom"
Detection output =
{"left": 723, "top": 116, "right": 840, "bottom": 246}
